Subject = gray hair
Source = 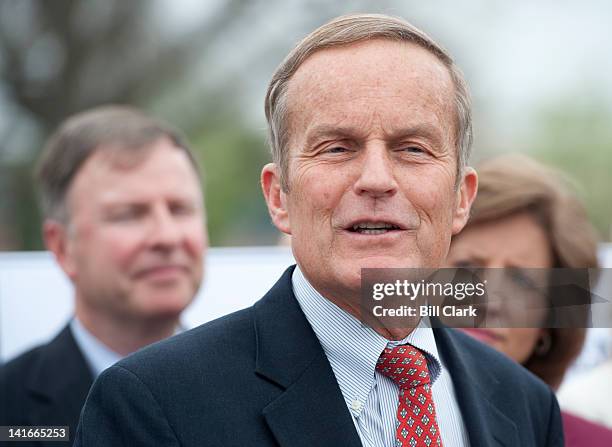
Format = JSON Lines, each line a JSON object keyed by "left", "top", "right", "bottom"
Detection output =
{"left": 36, "top": 105, "right": 199, "bottom": 222}
{"left": 265, "top": 13, "right": 473, "bottom": 191}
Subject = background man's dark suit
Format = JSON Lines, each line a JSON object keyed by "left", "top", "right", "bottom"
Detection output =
{"left": 75, "top": 267, "right": 563, "bottom": 446}
{"left": 0, "top": 325, "right": 93, "bottom": 446}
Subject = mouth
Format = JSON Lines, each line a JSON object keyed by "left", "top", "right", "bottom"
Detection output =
{"left": 134, "top": 264, "right": 187, "bottom": 280}
{"left": 346, "top": 220, "right": 404, "bottom": 235}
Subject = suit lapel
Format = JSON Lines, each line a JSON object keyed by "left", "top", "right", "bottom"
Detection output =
{"left": 433, "top": 326, "right": 519, "bottom": 447}
{"left": 252, "top": 269, "right": 521, "bottom": 447}
{"left": 25, "top": 324, "right": 94, "bottom": 428}
{"left": 254, "top": 267, "right": 362, "bottom": 447}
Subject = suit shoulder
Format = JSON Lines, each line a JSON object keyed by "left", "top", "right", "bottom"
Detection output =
{"left": 0, "top": 343, "right": 50, "bottom": 422}
{"left": 0, "top": 343, "right": 47, "bottom": 384}
{"left": 117, "top": 306, "right": 255, "bottom": 379}
{"left": 445, "top": 328, "right": 552, "bottom": 393}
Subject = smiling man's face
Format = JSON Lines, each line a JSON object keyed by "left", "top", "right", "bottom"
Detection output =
{"left": 263, "top": 39, "right": 476, "bottom": 310}
{"left": 58, "top": 138, "right": 206, "bottom": 324}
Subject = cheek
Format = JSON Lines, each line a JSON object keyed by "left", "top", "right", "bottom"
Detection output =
{"left": 406, "top": 169, "right": 456, "bottom": 218}
{"left": 290, "top": 175, "right": 342, "bottom": 224}
{"left": 184, "top": 224, "right": 207, "bottom": 257}
{"left": 73, "top": 223, "right": 116, "bottom": 262}
{"left": 98, "top": 228, "right": 145, "bottom": 267}
{"left": 410, "top": 186, "right": 456, "bottom": 248}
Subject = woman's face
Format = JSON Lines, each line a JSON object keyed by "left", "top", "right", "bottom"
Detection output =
{"left": 446, "top": 211, "right": 553, "bottom": 363}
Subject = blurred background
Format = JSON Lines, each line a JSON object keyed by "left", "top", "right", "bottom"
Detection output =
{"left": 1, "top": 0, "right": 611, "bottom": 250}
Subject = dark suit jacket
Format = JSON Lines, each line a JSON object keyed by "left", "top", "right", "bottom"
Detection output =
{"left": 75, "top": 266, "right": 563, "bottom": 446}
{"left": 0, "top": 324, "right": 94, "bottom": 446}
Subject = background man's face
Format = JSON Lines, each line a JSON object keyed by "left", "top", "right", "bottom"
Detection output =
{"left": 280, "top": 39, "right": 474, "bottom": 302}
{"left": 60, "top": 138, "right": 207, "bottom": 323}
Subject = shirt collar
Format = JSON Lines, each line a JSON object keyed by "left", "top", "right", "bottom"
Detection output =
{"left": 292, "top": 266, "right": 443, "bottom": 415}
{"left": 70, "top": 318, "right": 185, "bottom": 378}
{"left": 70, "top": 317, "right": 122, "bottom": 378}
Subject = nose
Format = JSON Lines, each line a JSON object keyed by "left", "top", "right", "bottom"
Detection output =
{"left": 147, "top": 206, "right": 181, "bottom": 250}
{"left": 353, "top": 145, "right": 398, "bottom": 199}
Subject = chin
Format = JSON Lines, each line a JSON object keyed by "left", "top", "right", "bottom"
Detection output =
{"left": 138, "top": 291, "right": 194, "bottom": 316}
{"left": 141, "top": 303, "right": 188, "bottom": 322}
{"left": 352, "top": 255, "right": 422, "bottom": 270}
{"left": 337, "top": 258, "right": 403, "bottom": 287}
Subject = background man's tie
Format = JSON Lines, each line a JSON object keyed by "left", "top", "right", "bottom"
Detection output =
{"left": 376, "top": 345, "right": 443, "bottom": 447}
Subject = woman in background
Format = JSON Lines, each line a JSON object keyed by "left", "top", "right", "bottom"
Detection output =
{"left": 446, "top": 154, "right": 612, "bottom": 446}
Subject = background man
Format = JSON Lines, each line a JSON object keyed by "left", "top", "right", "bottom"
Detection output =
{"left": 75, "top": 15, "right": 562, "bottom": 446}
{"left": 0, "top": 106, "right": 207, "bottom": 443}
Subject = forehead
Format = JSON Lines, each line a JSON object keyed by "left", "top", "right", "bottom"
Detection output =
{"left": 68, "top": 138, "right": 201, "bottom": 207}
{"left": 285, "top": 39, "right": 456, "bottom": 141}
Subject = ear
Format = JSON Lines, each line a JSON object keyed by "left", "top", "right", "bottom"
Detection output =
{"left": 43, "top": 219, "right": 78, "bottom": 280}
{"left": 261, "top": 163, "right": 291, "bottom": 234}
{"left": 451, "top": 167, "right": 478, "bottom": 235}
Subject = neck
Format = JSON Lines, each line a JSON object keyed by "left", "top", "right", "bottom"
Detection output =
{"left": 324, "top": 293, "right": 417, "bottom": 341}
{"left": 75, "top": 303, "right": 178, "bottom": 357}
{"left": 376, "top": 326, "right": 416, "bottom": 341}
{"left": 298, "top": 268, "right": 418, "bottom": 341}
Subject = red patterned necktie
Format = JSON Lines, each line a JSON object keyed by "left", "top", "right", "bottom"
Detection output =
{"left": 376, "top": 345, "right": 443, "bottom": 447}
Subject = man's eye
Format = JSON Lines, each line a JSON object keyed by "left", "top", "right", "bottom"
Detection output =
{"left": 323, "top": 146, "right": 349, "bottom": 154}
{"left": 171, "top": 204, "right": 196, "bottom": 216}
{"left": 399, "top": 146, "right": 425, "bottom": 154}
{"left": 107, "top": 207, "right": 146, "bottom": 221}
{"left": 109, "top": 210, "right": 139, "bottom": 221}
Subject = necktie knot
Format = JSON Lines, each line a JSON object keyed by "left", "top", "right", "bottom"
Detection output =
{"left": 376, "top": 345, "right": 431, "bottom": 389}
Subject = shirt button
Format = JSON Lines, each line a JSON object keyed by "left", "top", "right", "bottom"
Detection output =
{"left": 351, "top": 400, "right": 362, "bottom": 411}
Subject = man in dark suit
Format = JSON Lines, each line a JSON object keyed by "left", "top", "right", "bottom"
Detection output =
{"left": 0, "top": 106, "right": 207, "bottom": 445}
{"left": 75, "top": 14, "right": 563, "bottom": 446}
{"left": 0, "top": 327, "right": 92, "bottom": 445}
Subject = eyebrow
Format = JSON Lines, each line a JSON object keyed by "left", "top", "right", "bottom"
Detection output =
{"left": 102, "top": 202, "right": 148, "bottom": 212}
{"left": 303, "top": 125, "right": 360, "bottom": 150}
{"left": 100, "top": 195, "right": 198, "bottom": 210}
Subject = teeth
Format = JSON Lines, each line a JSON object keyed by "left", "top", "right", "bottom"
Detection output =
{"left": 359, "top": 229, "right": 390, "bottom": 235}
{"left": 351, "top": 222, "right": 399, "bottom": 232}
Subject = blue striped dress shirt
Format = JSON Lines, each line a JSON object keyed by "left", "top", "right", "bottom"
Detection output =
{"left": 292, "top": 266, "right": 470, "bottom": 446}
{"left": 70, "top": 318, "right": 122, "bottom": 378}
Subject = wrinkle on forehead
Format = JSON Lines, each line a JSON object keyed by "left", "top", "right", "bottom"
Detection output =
{"left": 285, "top": 39, "right": 457, "bottom": 152}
